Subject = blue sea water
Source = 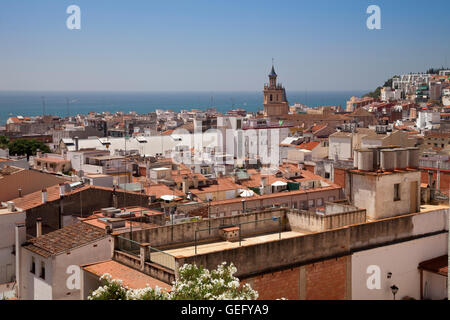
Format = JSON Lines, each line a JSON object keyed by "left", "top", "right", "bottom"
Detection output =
{"left": 0, "top": 90, "right": 367, "bottom": 125}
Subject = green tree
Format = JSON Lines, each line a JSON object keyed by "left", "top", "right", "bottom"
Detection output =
{"left": 7, "top": 139, "right": 50, "bottom": 158}
{"left": 0, "top": 136, "right": 9, "bottom": 149}
{"left": 88, "top": 262, "right": 258, "bottom": 300}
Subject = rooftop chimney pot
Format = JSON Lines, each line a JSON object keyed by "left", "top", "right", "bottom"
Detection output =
{"left": 42, "top": 188, "right": 47, "bottom": 204}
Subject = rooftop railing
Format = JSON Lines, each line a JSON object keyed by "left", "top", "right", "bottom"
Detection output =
{"left": 116, "top": 235, "right": 176, "bottom": 270}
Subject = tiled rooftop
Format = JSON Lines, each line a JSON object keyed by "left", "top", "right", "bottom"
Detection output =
{"left": 83, "top": 260, "right": 171, "bottom": 290}
{"left": 23, "top": 222, "right": 107, "bottom": 258}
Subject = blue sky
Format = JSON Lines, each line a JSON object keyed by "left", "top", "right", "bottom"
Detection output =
{"left": 0, "top": 0, "right": 449, "bottom": 92}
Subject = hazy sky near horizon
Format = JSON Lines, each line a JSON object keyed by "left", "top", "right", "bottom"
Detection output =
{"left": 1, "top": 0, "right": 449, "bottom": 92}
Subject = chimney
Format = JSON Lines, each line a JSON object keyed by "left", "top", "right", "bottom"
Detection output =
{"left": 113, "top": 194, "right": 118, "bottom": 208}
{"left": 74, "top": 136, "right": 79, "bottom": 151}
{"left": 7, "top": 201, "right": 15, "bottom": 212}
{"left": 36, "top": 218, "right": 42, "bottom": 237}
{"left": 18, "top": 188, "right": 22, "bottom": 198}
{"left": 59, "top": 183, "right": 66, "bottom": 197}
{"left": 260, "top": 176, "right": 268, "bottom": 195}
{"left": 42, "top": 188, "right": 47, "bottom": 204}
{"left": 182, "top": 176, "right": 189, "bottom": 194}
{"left": 192, "top": 175, "right": 199, "bottom": 189}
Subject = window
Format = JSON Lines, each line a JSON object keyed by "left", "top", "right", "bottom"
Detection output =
{"left": 40, "top": 261, "right": 45, "bottom": 280}
{"left": 270, "top": 94, "right": 273, "bottom": 102}
{"left": 394, "top": 184, "right": 400, "bottom": 201}
{"left": 30, "top": 257, "right": 35, "bottom": 274}
{"left": 316, "top": 198, "right": 324, "bottom": 207}
{"left": 301, "top": 201, "right": 308, "bottom": 210}
{"left": 328, "top": 196, "right": 336, "bottom": 202}
{"left": 324, "top": 172, "right": 330, "bottom": 179}
{"left": 308, "top": 199, "right": 315, "bottom": 208}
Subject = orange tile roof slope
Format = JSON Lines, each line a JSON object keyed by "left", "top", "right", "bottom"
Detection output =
{"left": 83, "top": 260, "right": 171, "bottom": 290}
{"left": 296, "top": 141, "right": 320, "bottom": 150}
{"left": 189, "top": 177, "right": 242, "bottom": 193}
{"left": 145, "top": 184, "right": 185, "bottom": 198}
{"left": 240, "top": 171, "right": 288, "bottom": 189}
{"left": 34, "top": 157, "right": 70, "bottom": 164}
{"left": 23, "top": 222, "right": 107, "bottom": 258}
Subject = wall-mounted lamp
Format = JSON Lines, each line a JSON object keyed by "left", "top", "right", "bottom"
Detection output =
{"left": 387, "top": 272, "right": 392, "bottom": 279}
{"left": 390, "top": 285, "right": 399, "bottom": 300}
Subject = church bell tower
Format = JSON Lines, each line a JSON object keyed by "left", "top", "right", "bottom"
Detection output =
{"left": 263, "top": 64, "right": 289, "bottom": 118}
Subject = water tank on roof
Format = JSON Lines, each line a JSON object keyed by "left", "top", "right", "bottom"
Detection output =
{"left": 380, "top": 149, "right": 396, "bottom": 171}
{"left": 395, "top": 148, "right": 408, "bottom": 169}
{"left": 406, "top": 147, "right": 420, "bottom": 168}
{"left": 357, "top": 150, "right": 374, "bottom": 171}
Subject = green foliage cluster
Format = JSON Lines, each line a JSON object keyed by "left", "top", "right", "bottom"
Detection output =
{"left": 0, "top": 136, "right": 50, "bottom": 158}
{"left": 363, "top": 77, "right": 397, "bottom": 99}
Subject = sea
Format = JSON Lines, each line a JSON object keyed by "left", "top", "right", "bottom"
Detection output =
{"left": 0, "top": 90, "right": 368, "bottom": 125}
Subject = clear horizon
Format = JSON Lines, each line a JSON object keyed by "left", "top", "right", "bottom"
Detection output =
{"left": 1, "top": 0, "right": 449, "bottom": 92}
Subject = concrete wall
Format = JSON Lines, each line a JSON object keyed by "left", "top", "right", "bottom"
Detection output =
{"left": 81, "top": 268, "right": 103, "bottom": 300}
{"left": 20, "top": 252, "right": 53, "bottom": 300}
{"left": 0, "top": 211, "right": 26, "bottom": 284}
{"left": 113, "top": 250, "right": 175, "bottom": 285}
{"left": 120, "top": 208, "right": 288, "bottom": 249}
{"left": 348, "top": 170, "right": 420, "bottom": 220}
{"left": 51, "top": 236, "right": 112, "bottom": 300}
{"left": 287, "top": 207, "right": 366, "bottom": 232}
{"left": 177, "top": 207, "right": 448, "bottom": 282}
{"left": 351, "top": 233, "right": 448, "bottom": 300}
{"left": 329, "top": 136, "right": 352, "bottom": 161}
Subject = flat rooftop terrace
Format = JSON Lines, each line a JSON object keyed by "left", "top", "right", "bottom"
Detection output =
{"left": 165, "top": 231, "right": 307, "bottom": 258}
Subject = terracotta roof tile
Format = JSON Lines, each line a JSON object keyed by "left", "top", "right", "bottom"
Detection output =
{"left": 83, "top": 260, "right": 171, "bottom": 290}
{"left": 23, "top": 222, "right": 106, "bottom": 258}
{"left": 296, "top": 141, "right": 320, "bottom": 150}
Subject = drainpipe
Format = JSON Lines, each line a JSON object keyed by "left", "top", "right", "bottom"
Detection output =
{"left": 15, "top": 222, "right": 26, "bottom": 299}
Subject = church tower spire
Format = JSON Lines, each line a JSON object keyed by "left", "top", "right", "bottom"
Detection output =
{"left": 263, "top": 62, "right": 289, "bottom": 118}
{"left": 269, "top": 64, "right": 277, "bottom": 88}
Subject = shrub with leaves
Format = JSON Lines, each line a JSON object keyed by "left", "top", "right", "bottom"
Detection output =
{"left": 88, "top": 262, "right": 258, "bottom": 300}
{"left": 88, "top": 274, "right": 129, "bottom": 300}
{"left": 170, "top": 262, "right": 257, "bottom": 300}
